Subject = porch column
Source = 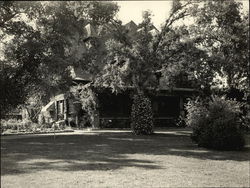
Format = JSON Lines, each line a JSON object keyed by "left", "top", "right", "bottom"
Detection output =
{"left": 64, "top": 99, "right": 68, "bottom": 120}
{"left": 55, "top": 101, "right": 58, "bottom": 121}
{"left": 75, "top": 115, "right": 79, "bottom": 128}
{"left": 93, "top": 93, "right": 99, "bottom": 129}
{"left": 179, "top": 96, "right": 185, "bottom": 118}
{"left": 93, "top": 110, "right": 100, "bottom": 129}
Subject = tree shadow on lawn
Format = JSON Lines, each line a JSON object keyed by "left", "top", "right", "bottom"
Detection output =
{"left": 1, "top": 130, "right": 250, "bottom": 175}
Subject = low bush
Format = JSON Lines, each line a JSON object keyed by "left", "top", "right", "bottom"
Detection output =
{"left": 185, "top": 96, "right": 245, "bottom": 150}
{"left": 52, "top": 120, "right": 66, "bottom": 130}
{"left": 0, "top": 118, "right": 72, "bottom": 134}
{"left": 40, "top": 122, "right": 53, "bottom": 129}
{"left": 131, "top": 93, "right": 154, "bottom": 135}
{"left": 1, "top": 119, "right": 41, "bottom": 133}
{"left": 174, "top": 116, "right": 187, "bottom": 127}
{"left": 1, "top": 119, "right": 22, "bottom": 131}
{"left": 21, "top": 119, "right": 33, "bottom": 130}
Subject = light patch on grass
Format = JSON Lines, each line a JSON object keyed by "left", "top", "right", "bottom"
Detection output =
{"left": 1, "top": 129, "right": 249, "bottom": 187}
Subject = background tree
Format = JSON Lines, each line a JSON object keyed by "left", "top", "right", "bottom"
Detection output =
{"left": 188, "top": 0, "right": 249, "bottom": 95}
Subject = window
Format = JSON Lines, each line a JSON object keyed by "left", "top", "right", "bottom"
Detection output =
{"left": 152, "top": 96, "right": 180, "bottom": 117}
{"left": 99, "top": 92, "right": 132, "bottom": 117}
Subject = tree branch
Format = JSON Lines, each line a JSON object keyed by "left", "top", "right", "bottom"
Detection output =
{"left": 152, "top": 1, "right": 194, "bottom": 55}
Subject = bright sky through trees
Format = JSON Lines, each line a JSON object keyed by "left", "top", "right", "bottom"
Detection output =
{"left": 116, "top": 1, "right": 249, "bottom": 29}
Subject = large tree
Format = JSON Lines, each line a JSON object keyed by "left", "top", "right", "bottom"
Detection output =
{"left": 0, "top": 1, "right": 119, "bottom": 116}
{"left": 96, "top": 1, "right": 203, "bottom": 93}
{"left": 95, "top": 1, "right": 206, "bottom": 134}
{"left": 0, "top": 1, "right": 44, "bottom": 115}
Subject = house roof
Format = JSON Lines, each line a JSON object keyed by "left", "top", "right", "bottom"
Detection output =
{"left": 149, "top": 28, "right": 159, "bottom": 36}
{"left": 124, "top": 21, "right": 138, "bottom": 32}
{"left": 70, "top": 66, "right": 92, "bottom": 81}
{"left": 84, "top": 23, "right": 97, "bottom": 38}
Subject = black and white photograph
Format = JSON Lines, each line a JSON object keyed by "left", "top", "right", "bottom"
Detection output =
{"left": 0, "top": 1, "right": 249, "bottom": 187}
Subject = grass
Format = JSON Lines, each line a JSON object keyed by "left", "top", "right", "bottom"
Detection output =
{"left": 1, "top": 129, "right": 250, "bottom": 187}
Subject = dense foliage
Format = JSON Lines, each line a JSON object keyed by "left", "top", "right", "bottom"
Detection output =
{"left": 0, "top": 1, "right": 119, "bottom": 115}
{"left": 189, "top": 0, "right": 249, "bottom": 93}
{"left": 0, "top": 0, "right": 249, "bottom": 135}
{"left": 97, "top": 3, "right": 199, "bottom": 133}
{"left": 185, "top": 96, "right": 245, "bottom": 150}
{"left": 131, "top": 94, "right": 154, "bottom": 135}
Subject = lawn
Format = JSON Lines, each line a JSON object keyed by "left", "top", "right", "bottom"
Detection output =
{"left": 1, "top": 129, "right": 250, "bottom": 188}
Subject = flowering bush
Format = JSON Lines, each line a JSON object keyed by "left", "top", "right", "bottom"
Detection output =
{"left": 131, "top": 93, "right": 154, "bottom": 135}
{"left": 185, "top": 96, "right": 245, "bottom": 150}
{"left": 1, "top": 119, "right": 38, "bottom": 132}
{"left": 0, "top": 118, "right": 70, "bottom": 135}
{"left": 1, "top": 119, "right": 22, "bottom": 131}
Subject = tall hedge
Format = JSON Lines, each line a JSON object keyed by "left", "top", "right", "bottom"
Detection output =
{"left": 185, "top": 96, "right": 245, "bottom": 150}
{"left": 131, "top": 93, "right": 154, "bottom": 135}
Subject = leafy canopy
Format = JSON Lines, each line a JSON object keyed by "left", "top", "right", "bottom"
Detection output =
{"left": 0, "top": 1, "right": 119, "bottom": 114}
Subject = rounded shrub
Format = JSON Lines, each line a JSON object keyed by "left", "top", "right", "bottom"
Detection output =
{"left": 185, "top": 96, "right": 245, "bottom": 150}
{"left": 131, "top": 93, "right": 154, "bottom": 135}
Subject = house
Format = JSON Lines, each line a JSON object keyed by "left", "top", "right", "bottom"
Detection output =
{"left": 40, "top": 65, "right": 196, "bottom": 128}
{"left": 40, "top": 21, "right": 197, "bottom": 128}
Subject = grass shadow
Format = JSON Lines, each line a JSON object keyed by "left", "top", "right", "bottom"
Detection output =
{"left": 1, "top": 129, "right": 249, "bottom": 176}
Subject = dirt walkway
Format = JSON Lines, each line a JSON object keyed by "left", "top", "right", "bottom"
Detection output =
{"left": 1, "top": 128, "right": 191, "bottom": 140}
